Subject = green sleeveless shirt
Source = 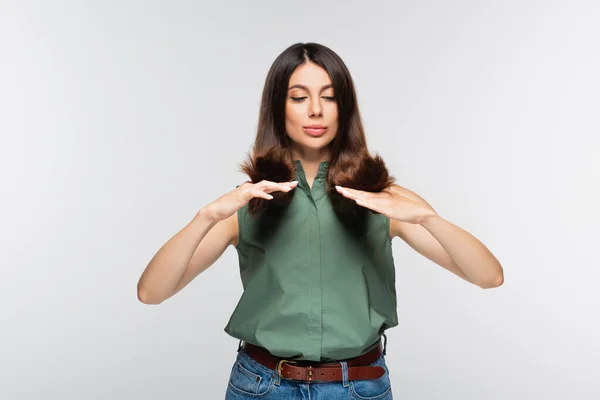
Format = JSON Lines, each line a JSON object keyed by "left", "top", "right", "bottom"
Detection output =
{"left": 224, "top": 160, "right": 398, "bottom": 362}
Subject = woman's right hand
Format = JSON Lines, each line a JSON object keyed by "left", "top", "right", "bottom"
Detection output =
{"left": 200, "top": 180, "right": 298, "bottom": 222}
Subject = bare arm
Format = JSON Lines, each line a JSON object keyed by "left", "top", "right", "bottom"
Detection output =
{"left": 391, "top": 218, "right": 475, "bottom": 284}
{"left": 388, "top": 184, "right": 503, "bottom": 289}
{"left": 136, "top": 208, "right": 234, "bottom": 304}
{"left": 136, "top": 179, "right": 297, "bottom": 304}
{"left": 168, "top": 211, "right": 238, "bottom": 299}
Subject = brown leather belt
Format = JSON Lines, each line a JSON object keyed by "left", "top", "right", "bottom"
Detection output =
{"left": 241, "top": 341, "right": 385, "bottom": 382}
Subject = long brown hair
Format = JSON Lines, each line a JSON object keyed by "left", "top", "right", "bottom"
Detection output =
{"left": 239, "top": 42, "right": 395, "bottom": 217}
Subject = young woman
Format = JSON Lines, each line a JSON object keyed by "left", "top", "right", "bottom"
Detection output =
{"left": 137, "top": 42, "right": 504, "bottom": 399}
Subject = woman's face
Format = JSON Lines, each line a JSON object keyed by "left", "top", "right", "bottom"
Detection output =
{"left": 285, "top": 61, "right": 338, "bottom": 158}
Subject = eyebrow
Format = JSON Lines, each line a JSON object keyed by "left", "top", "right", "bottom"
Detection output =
{"left": 287, "top": 84, "right": 334, "bottom": 92}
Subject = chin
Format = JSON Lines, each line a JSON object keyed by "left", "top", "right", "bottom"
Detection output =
{"left": 292, "top": 134, "right": 335, "bottom": 148}
{"left": 303, "top": 140, "right": 333, "bottom": 151}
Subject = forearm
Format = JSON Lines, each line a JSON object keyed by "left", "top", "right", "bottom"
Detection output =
{"left": 420, "top": 214, "right": 504, "bottom": 288}
{"left": 137, "top": 209, "right": 217, "bottom": 303}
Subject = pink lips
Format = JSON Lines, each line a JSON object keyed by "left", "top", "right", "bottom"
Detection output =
{"left": 303, "top": 126, "right": 327, "bottom": 137}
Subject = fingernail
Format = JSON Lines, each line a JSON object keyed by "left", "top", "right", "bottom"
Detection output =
{"left": 290, "top": 180, "right": 298, "bottom": 184}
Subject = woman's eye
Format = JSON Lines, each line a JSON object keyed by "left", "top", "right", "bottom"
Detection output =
{"left": 290, "top": 96, "right": 336, "bottom": 102}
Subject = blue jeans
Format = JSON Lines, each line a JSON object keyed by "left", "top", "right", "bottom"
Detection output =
{"left": 225, "top": 344, "right": 393, "bottom": 399}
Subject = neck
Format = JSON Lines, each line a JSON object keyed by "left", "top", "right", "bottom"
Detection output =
{"left": 291, "top": 145, "right": 330, "bottom": 168}
{"left": 292, "top": 148, "right": 330, "bottom": 184}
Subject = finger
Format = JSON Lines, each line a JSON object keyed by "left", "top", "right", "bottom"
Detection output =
{"left": 354, "top": 197, "right": 378, "bottom": 210}
{"left": 354, "top": 197, "right": 388, "bottom": 216}
{"left": 335, "top": 185, "right": 354, "bottom": 198}
{"left": 249, "top": 188, "right": 274, "bottom": 200}
{"left": 354, "top": 198, "right": 369, "bottom": 208}
{"left": 276, "top": 180, "right": 298, "bottom": 191}
{"left": 263, "top": 183, "right": 297, "bottom": 194}
{"left": 336, "top": 186, "right": 369, "bottom": 201}
{"left": 277, "top": 180, "right": 298, "bottom": 190}
{"left": 335, "top": 185, "right": 360, "bottom": 195}
{"left": 239, "top": 188, "right": 271, "bottom": 202}
{"left": 258, "top": 180, "right": 297, "bottom": 193}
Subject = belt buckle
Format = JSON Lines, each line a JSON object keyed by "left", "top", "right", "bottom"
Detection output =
{"left": 277, "top": 359, "right": 297, "bottom": 378}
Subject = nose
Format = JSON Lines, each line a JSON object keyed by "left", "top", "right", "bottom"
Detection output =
{"left": 309, "top": 98, "right": 323, "bottom": 117}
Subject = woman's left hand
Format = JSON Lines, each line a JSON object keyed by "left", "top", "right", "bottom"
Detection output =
{"left": 335, "top": 185, "right": 437, "bottom": 224}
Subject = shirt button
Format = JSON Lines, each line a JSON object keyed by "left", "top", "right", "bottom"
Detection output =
{"left": 317, "top": 178, "right": 323, "bottom": 182}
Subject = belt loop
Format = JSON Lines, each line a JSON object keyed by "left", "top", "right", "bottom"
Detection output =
{"left": 237, "top": 340, "right": 243, "bottom": 353}
{"left": 273, "top": 362, "right": 281, "bottom": 386}
{"left": 382, "top": 333, "right": 388, "bottom": 356}
{"left": 340, "top": 360, "right": 349, "bottom": 388}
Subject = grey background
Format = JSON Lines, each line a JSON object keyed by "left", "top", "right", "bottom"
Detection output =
{"left": 1, "top": 1, "right": 599, "bottom": 399}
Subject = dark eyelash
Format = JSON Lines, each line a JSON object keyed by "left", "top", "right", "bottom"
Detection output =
{"left": 291, "top": 96, "right": 336, "bottom": 102}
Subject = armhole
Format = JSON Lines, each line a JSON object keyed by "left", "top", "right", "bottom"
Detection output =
{"left": 234, "top": 183, "right": 243, "bottom": 250}
{"left": 370, "top": 211, "right": 393, "bottom": 243}
{"left": 234, "top": 208, "right": 242, "bottom": 250}
{"left": 385, "top": 215, "right": 393, "bottom": 243}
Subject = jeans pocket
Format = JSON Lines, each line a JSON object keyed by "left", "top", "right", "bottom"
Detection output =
{"left": 349, "top": 355, "right": 392, "bottom": 400}
{"left": 227, "top": 351, "right": 276, "bottom": 397}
